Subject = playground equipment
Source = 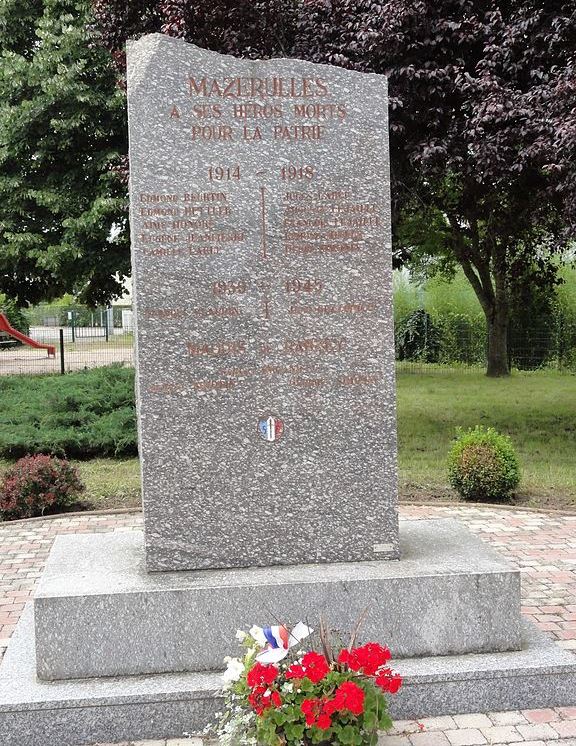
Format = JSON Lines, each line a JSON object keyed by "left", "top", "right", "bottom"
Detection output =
{"left": 0, "top": 313, "right": 56, "bottom": 358}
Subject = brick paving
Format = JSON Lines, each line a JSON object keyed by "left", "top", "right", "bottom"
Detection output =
{"left": 93, "top": 707, "right": 576, "bottom": 745}
{"left": 0, "top": 503, "right": 575, "bottom": 744}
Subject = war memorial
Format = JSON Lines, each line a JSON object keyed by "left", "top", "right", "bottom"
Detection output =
{"left": 0, "top": 35, "right": 574, "bottom": 746}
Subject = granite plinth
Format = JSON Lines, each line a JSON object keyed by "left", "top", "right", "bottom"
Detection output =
{"left": 34, "top": 520, "right": 521, "bottom": 680}
{"left": 127, "top": 34, "right": 400, "bottom": 571}
{"left": 3, "top": 605, "right": 576, "bottom": 746}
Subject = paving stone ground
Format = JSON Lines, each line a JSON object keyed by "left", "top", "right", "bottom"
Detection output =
{"left": 1, "top": 504, "right": 575, "bottom": 744}
{"left": 92, "top": 706, "right": 576, "bottom": 746}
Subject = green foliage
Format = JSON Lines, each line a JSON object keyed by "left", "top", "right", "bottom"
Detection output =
{"left": 448, "top": 426, "right": 521, "bottom": 502}
{"left": 507, "top": 268, "right": 563, "bottom": 370}
{"left": 393, "top": 266, "right": 576, "bottom": 370}
{"left": 0, "top": 365, "right": 137, "bottom": 458}
{"left": 424, "top": 273, "right": 485, "bottom": 321}
{"left": 396, "top": 369, "right": 576, "bottom": 507}
{"left": 395, "top": 309, "right": 441, "bottom": 363}
{"left": 219, "top": 636, "right": 399, "bottom": 746}
{"left": 392, "top": 271, "right": 421, "bottom": 324}
{"left": 394, "top": 270, "right": 486, "bottom": 365}
{"left": 24, "top": 300, "right": 113, "bottom": 328}
{"left": 0, "top": 453, "right": 84, "bottom": 519}
{"left": 434, "top": 313, "right": 485, "bottom": 366}
{"left": 0, "top": 0, "right": 129, "bottom": 306}
{"left": 555, "top": 266, "right": 576, "bottom": 371}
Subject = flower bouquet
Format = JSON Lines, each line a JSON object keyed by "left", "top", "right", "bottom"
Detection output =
{"left": 215, "top": 620, "right": 402, "bottom": 745}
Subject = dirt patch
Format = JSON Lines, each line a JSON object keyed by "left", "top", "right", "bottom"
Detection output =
{"left": 0, "top": 345, "right": 133, "bottom": 375}
{"left": 399, "top": 482, "right": 576, "bottom": 512}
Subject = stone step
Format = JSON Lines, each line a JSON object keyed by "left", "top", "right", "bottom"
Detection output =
{"left": 33, "top": 520, "right": 520, "bottom": 680}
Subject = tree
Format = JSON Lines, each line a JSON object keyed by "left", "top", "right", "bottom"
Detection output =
{"left": 91, "top": 0, "right": 298, "bottom": 72}
{"left": 292, "top": 0, "right": 576, "bottom": 376}
{"left": 92, "top": 0, "right": 576, "bottom": 375}
{"left": 0, "top": 0, "right": 129, "bottom": 307}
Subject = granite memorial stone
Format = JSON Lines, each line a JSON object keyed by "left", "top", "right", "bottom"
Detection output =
{"left": 127, "top": 34, "right": 399, "bottom": 571}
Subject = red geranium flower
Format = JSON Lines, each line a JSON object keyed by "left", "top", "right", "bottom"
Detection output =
{"left": 375, "top": 668, "right": 403, "bottom": 694}
{"left": 246, "top": 662, "right": 278, "bottom": 689}
{"left": 330, "top": 681, "right": 365, "bottom": 716}
{"left": 248, "top": 685, "right": 282, "bottom": 715}
{"left": 286, "top": 651, "right": 329, "bottom": 683}
{"left": 301, "top": 697, "right": 333, "bottom": 729}
{"left": 338, "top": 642, "right": 392, "bottom": 676}
{"left": 316, "top": 713, "right": 332, "bottom": 729}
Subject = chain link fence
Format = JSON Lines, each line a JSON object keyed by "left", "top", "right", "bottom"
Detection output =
{"left": 396, "top": 309, "right": 576, "bottom": 373}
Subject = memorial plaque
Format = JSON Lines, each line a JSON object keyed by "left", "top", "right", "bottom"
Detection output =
{"left": 127, "top": 34, "right": 399, "bottom": 571}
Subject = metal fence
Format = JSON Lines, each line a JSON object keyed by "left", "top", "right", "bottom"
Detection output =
{"left": 0, "top": 304, "right": 133, "bottom": 376}
{"left": 395, "top": 309, "right": 576, "bottom": 374}
{"left": 397, "top": 332, "right": 576, "bottom": 374}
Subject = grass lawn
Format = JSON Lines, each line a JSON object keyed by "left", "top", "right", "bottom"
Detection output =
{"left": 0, "top": 367, "right": 574, "bottom": 514}
{"left": 73, "top": 457, "right": 141, "bottom": 510}
{"left": 397, "top": 367, "right": 576, "bottom": 509}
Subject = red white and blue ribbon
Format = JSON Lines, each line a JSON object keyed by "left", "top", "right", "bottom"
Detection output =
{"left": 256, "top": 621, "right": 312, "bottom": 663}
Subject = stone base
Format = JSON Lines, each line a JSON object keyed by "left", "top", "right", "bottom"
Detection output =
{"left": 34, "top": 520, "right": 521, "bottom": 680}
{"left": 2, "top": 605, "right": 576, "bottom": 746}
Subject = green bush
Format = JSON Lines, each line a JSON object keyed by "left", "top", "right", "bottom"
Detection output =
{"left": 434, "top": 312, "right": 486, "bottom": 365}
{"left": 448, "top": 426, "right": 520, "bottom": 501}
{"left": 392, "top": 267, "right": 576, "bottom": 370}
{"left": 0, "top": 454, "right": 84, "bottom": 520}
{"left": 395, "top": 309, "right": 441, "bottom": 362}
{"left": 0, "top": 365, "right": 137, "bottom": 458}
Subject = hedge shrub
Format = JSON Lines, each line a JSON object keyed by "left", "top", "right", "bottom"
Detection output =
{"left": 0, "top": 455, "right": 84, "bottom": 520}
{"left": 0, "top": 365, "right": 137, "bottom": 458}
{"left": 448, "top": 426, "right": 521, "bottom": 501}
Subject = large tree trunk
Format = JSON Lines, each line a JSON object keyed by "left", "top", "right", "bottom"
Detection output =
{"left": 449, "top": 221, "right": 511, "bottom": 377}
{"left": 485, "top": 303, "right": 510, "bottom": 377}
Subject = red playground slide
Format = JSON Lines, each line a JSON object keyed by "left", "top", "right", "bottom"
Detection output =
{"left": 0, "top": 313, "right": 56, "bottom": 358}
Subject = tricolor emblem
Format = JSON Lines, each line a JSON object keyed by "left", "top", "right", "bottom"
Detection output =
{"left": 258, "top": 416, "right": 284, "bottom": 442}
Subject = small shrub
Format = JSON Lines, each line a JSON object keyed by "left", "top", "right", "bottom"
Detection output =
{"left": 448, "top": 426, "right": 520, "bottom": 501}
{"left": 0, "top": 455, "right": 85, "bottom": 520}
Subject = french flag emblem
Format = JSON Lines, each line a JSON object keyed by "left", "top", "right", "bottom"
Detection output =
{"left": 258, "top": 416, "right": 284, "bottom": 442}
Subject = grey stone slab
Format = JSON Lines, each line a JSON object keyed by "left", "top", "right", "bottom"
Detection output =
{"left": 1, "top": 606, "right": 219, "bottom": 746}
{"left": 3, "top": 605, "right": 576, "bottom": 746}
{"left": 393, "top": 619, "right": 576, "bottom": 718}
{"left": 126, "top": 34, "right": 399, "bottom": 571}
{"left": 34, "top": 520, "right": 521, "bottom": 680}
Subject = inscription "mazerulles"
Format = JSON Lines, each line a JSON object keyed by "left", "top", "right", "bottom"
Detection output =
{"left": 188, "top": 77, "right": 329, "bottom": 99}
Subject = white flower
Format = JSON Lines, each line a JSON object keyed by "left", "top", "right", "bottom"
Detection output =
{"left": 282, "top": 682, "right": 294, "bottom": 693}
{"left": 249, "top": 625, "right": 267, "bottom": 647}
{"left": 235, "top": 629, "right": 248, "bottom": 642}
{"left": 222, "top": 657, "right": 244, "bottom": 686}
